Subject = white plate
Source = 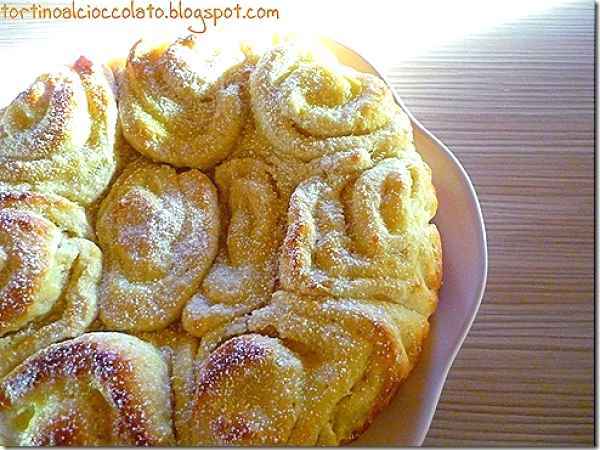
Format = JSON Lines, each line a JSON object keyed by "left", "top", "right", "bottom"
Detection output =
{"left": 322, "top": 38, "right": 488, "bottom": 446}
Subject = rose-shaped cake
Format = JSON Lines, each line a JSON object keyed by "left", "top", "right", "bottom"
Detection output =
{"left": 0, "top": 37, "right": 442, "bottom": 447}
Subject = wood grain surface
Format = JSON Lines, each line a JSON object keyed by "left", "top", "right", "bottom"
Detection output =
{"left": 0, "top": 0, "right": 594, "bottom": 446}
{"left": 385, "top": 1, "right": 595, "bottom": 446}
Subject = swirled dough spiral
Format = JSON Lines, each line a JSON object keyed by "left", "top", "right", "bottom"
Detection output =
{"left": 182, "top": 158, "right": 282, "bottom": 337}
{"left": 279, "top": 152, "right": 442, "bottom": 317}
{"left": 96, "top": 159, "right": 220, "bottom": 332}
{"left": 250, "top": 42, "right": 413, "bottom": 163}
{"left": 0, "top": 56, "right": 118, "bottom": 206}
{"left": 0, "top": 190, "right": 101, "bottom": 378}
{"left": 188, "top": 291, "right": 428, "bottom": 445}
{"left": 0, "top": 332, "right": 174, "bottom": 446}
{"left": 119, "top": 35, "right": 254, "bottom": 169}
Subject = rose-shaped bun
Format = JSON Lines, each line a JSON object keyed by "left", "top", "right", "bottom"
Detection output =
{"left": 0, "top": 190, "right": 101, "bottom": 378}
{"left": 119, "top": 35, "right": 255, "bottom": 169}
{"left": 96, "top": 159, "right": 220, "bottom": 332}
{"left": 188, "top": 292, "right": 428, "bottom": 445}
{"left": 280, "top": 152, "right": 442, "bottom": 317}
{"left": 0, "top": 332, "right": 174, "bottom": 446}
{"left": 182, "top": 158, "right": 282, "bottom": 338}
{"left": 250, "top": 42, "right": 413, "bottom": 163}
{"left": 0, "top": 56, "right": 118, "bottom": 206}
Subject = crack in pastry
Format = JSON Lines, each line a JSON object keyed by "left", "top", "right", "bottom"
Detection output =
{"left": 0, "top": 190, "right": 101, "bottom": 378}
{"left": 0, "top": 332, "right": 174, "bottom": 446}
{"left": 86, "top": 128, "right": 145, "bottom": 229}
{"left": 0, "top": 56, "right": 118, "bottom": 207}
{"left": 119, "top": 35, "right": 256, "bottom": 169}
{"left": 228, "top": 115, "right": 311, "bottom": 203}
{"left": 250, "top": 41, "right": 414, "bottom": 164}
{"left": 96, "top": 159, "right": 220, "bottom": 332}
{"left": 279, "top": 152, "right": 442, "bottom": 317}
{"left": 188, "top": 291, "right": 428, "bottom": 446}
{"left": 182, "top": 158, "right": 283, "bottom": 338}
{"left": 230, "top": 114, "right": 377, "bottom": 207}
{"left": 134, "top": 324, "right": 198, "bottom": 446}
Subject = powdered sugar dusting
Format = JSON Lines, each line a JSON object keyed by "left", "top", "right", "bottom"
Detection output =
{"left": 249, "top": 42, "right": 413, "bottom": 163}
{"left": 181, "top": 158, "right": 282, "bottom": 338}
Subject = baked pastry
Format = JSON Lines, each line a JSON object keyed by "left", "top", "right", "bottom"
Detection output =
{"left": 279, "top": 151, "right": 442, "bottom": 316}
{"left": 0, "top": 56, "right": 118, "bottom": 206}
{"left": 182, "top": 158, "right": 282, "bottom": 337}
{"left": 0, "top": 37, "right": 442, "bottom": 447}
{"left": 0, "top": 332, "right": 174, "bottom": 446}
{"left": 188, "top": 291, "right": 428, "bottom": 445}
{"left": 231, "top": 115, "right": 377, "bottom": 206}
{"left": 228, "top": 115, "right": 309, "bottom": 202}
{"left": 96, "top": 159, "right": 220, "bottom": 331}
{"left": 0, "top": 190, "right": 101, "bottom": 378}
{"left": 250, "top": 42, "right": 414, "bottom": 163}
{"left": 119, "top": 35, "right": 254, "bottom": 169}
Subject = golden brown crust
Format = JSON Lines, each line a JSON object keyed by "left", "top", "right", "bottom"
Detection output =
{"left": 0, "top": 332, "right": 174, "bottom": 446}
{"left": 0, "top": 56, "right": 118, "bottom": 206}
{"left": 188, "top": 292, "right": 429, "bottom": 445}
{"left": 0, "top": 190, "right": 101, "bottom": 378}
{"left": 96, "top": 159, "right": 220, "bottom": 332}
{"left": 191, "top": 333, "right": 304, "bottom": 445}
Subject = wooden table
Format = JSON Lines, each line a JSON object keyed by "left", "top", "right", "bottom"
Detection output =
{"left": 0, "top": 0, "right": 595, "bottom": 446}
{"left": 383, "top": 1, "right": 594, "bottom": 446}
